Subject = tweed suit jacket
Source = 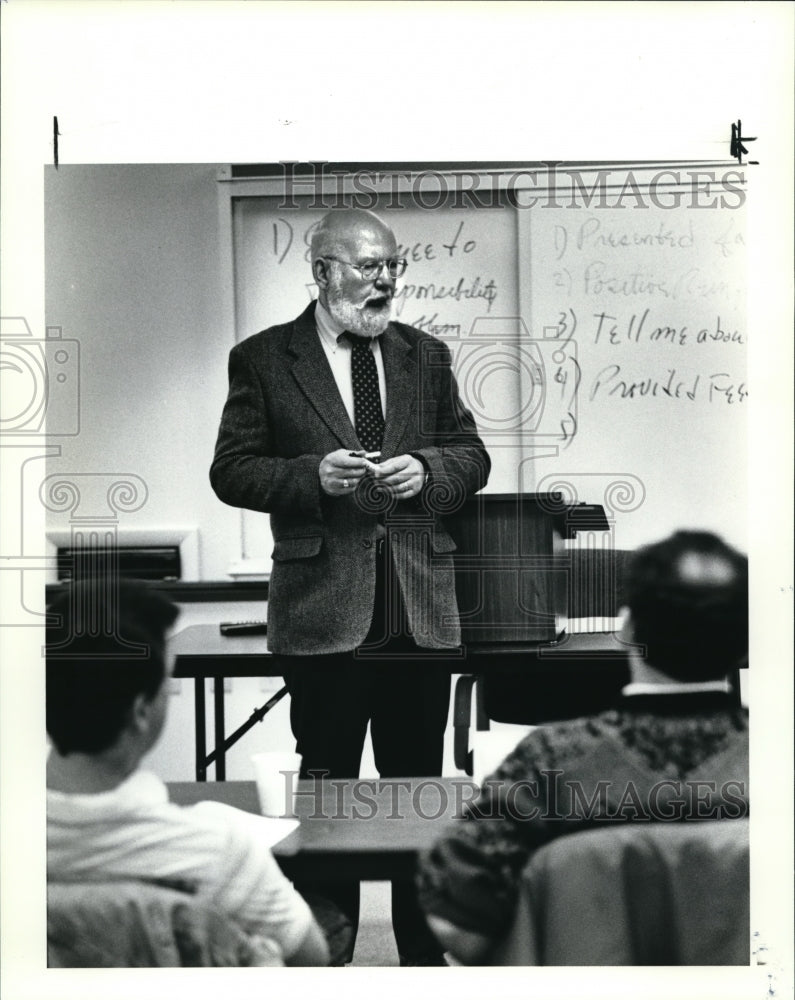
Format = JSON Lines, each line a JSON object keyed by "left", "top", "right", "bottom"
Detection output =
{"left": 210, "top": 302, "right": 491, "bottom": 655}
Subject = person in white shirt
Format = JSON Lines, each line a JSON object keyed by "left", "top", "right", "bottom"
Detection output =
{"left": 46, "top": 577, "right": 329, "bottom": 967}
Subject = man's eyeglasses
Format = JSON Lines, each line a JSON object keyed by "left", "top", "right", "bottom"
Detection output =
{"left": 323, "top": 257, "right": 408, "bottom": 280}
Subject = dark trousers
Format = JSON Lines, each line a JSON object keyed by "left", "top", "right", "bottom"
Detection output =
{"left": 277, "top": 542, "right": 451, "bottom": 964}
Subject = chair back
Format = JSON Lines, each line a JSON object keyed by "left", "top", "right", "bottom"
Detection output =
{"left": 47, "top": 879, "right": 282, "bottom": 967}
{"left": 492, "top": 819, "right": 749, "bottom": 965}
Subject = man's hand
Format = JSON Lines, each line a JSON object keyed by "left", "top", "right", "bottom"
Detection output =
{"left": 318, "top": 449, "right": 369, "bottom": 497}
{"left": 369, "top": 454, "right": 427, "bottom": 499}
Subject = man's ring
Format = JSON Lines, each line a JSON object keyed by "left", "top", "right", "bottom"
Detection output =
{"left": 343, "top": 479, "right": 349, "bottom": 489}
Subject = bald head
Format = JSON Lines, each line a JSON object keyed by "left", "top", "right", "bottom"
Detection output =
{"left": 311, "top": 209, "right": 396, "bottom": 263}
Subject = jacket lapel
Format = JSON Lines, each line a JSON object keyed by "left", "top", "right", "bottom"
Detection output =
{"left": 288, "top": 303, "right": 360, "bottom": 451}
{"left": 381, "top": 324, "right": 416, "bottom": 459}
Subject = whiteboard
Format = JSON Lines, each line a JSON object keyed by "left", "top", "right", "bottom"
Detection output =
{"left": 232, "top": 197, "right": 522, "bottom": 494}
{"left": 226, "top": 167, "right": 747, "bottom": 562}
{"left": 521, "top": 191, "right": 746, "bottom": 549}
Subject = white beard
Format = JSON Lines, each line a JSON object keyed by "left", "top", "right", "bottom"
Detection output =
{"left": 326, "top": 284, "right": 392, "bottom": 338}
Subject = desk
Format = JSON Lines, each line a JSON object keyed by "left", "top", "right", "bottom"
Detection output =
{"left": 167, "top": 776, "right": 474, "bottom": 881}
{"left": 171, "top": 625, "right": 282, "bottom": 781}
{"left": 172, "top": 624, "right": 635, "bottom": 781}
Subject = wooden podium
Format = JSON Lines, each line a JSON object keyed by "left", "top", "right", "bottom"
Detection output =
{"left": 448, "top": 492, "right": 609, "bottom": 645}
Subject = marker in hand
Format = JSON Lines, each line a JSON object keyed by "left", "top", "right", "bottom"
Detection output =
{"left": 349, "top": 450, "right": 381, "bottom": 468}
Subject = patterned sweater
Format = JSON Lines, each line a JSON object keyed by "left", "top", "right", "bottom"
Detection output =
{"left": 417, "top": 691, "right": 748, "bottom": 938}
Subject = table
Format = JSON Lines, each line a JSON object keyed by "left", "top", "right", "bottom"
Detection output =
{"left": 167, "top": 776, "right": 476, "bottom": 881}
{"left": 171, "top": 625, "right": 283, "bottom": 781}
{"left": 171, "top": 623, "right": 635, "bottom": 781}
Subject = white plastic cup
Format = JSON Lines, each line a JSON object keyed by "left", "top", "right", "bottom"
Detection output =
{"left": 251, "top": 751, "right": 302, "bottom": 818}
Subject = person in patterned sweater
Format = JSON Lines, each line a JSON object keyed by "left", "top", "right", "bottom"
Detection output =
{"left": 417, "top": 530, "right": 749, "bottom": 964}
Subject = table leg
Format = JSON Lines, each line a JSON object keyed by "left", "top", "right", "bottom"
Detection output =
{"left": 195, "top": 677, "right": 206, "bottom": 782}
{"left": 213, "top": 677, "right": 226, "bottom": 781}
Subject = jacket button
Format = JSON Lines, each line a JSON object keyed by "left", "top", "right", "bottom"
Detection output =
{"left": 362, "top": 539, "right": 372, "bottom": 548}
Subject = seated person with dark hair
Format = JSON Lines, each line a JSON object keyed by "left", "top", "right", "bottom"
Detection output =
{"left": 417, "top": 530, "right": 749, "bottom": 964}
{"left": 46, "top": 578, "right": 329, "bottom": 967}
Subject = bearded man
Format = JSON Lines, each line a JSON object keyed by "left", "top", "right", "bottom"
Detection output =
{"left": 210, "top": 207, "right": 491, "bottom": 964}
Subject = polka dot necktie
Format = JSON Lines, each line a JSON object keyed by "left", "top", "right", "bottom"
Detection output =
{"left": 341, "top": 332, "right": 385, "bottom": 453}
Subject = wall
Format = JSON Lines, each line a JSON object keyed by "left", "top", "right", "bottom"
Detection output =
{"left": 44, "top": 164, "right": 241, "bottom": 580}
